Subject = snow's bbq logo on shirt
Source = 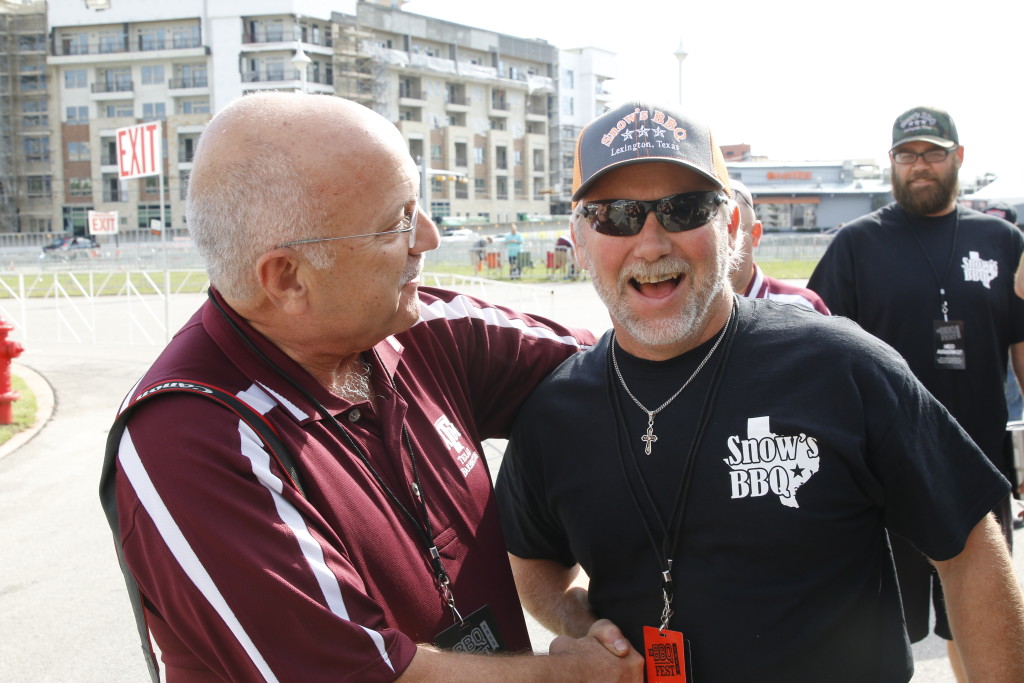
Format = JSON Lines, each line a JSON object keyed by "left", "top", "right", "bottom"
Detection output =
{"left": 433, "top": 414, "right": 479, "bottom": 478}
{"left": 724, "top": 416, "right": 820, "bottom": 508}
{"left": 961, "top": 251, "right": 998, "bottom": 289}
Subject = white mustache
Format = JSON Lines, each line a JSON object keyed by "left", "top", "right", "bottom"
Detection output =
{"left": 403, "top": 255, "right": 423, "bottom": 285}
{"left": 621, "top": 257, "right": 690, "bottom": 285}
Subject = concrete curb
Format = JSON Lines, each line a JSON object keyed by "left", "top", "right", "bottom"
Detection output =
{"left": 0, "top": 361, "right": 56, "bottom": 461}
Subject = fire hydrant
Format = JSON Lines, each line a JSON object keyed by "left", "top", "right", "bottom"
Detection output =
{"left": 0, "top": 317, "right": 24, "bottom": 425}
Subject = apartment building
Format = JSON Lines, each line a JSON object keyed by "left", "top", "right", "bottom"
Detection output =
{"left": 334, "top": 2, "right": 565, "bottom": 223}
{"left": 20, "top": 1, "right": 611, "bottom": 234}
{"left": 46, "top": 0, "right": 344, "bottom": 234}
{"left": 0, "top": 0, "right": 51, "bottom": 233}
{"left": 553, "top": 47, "right": 616, "bottom": 214}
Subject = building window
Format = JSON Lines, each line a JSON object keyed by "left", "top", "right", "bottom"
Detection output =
{"left": 138, "top": 28, "right": 166, "bottom": 51}
{"left": 19, "top": 74, "right": 46, "bottom": 92}
{"left": 474, "top": 178, "right": 486, "bottom": 197}
{"left": 431, "top": 144, "right": 443, "bottom": 164}
{"left": 105, "top": 103, "right": 134, "bottom": 118}
{"left": 514, "top": 150, "right": 522, "bottom": 167}
{"left": 138, "top": 204, "right": 170, "bottom": 228}
{"left": 60, "top": 33, "right": 89, "bottom": 56}
{"left": 69, "top": 177, "right": 92, "bottom": 198}
{"left": 141, "top": 65, "right": 165, "bottom": 85}
{"left": 179, "top": 99, "right": 209, "bottom": 115}
{"left": 64, "top": 69, "right": 88, "bottom": 89}
{"left": 399, "top": 108, "right": 420, "bottom": 122}
{"left": 172, "top": 25, "right": 200, "bottom": 49}
{"left": 495, "top": 146, "right": 508, "bottom": 170}
{"left": 26, "top": 175, "right": 52, "bottom": 198}
{"left": 98, "top": 31, "right": 124, "bottom": 54}
{"left": 564, "top": 70, "right": 574, "bottom": 88}
{"left": 496, "top": 177, "right": 508, "bottom": 200}
{"left": 489, "top": 118, "right": 506, "bottom": 131}
{"left": 67, "top": 106, "right": 89, "bottom": 125}
{"left": 533, "top": 149, "right": 545, "bottom": 172}
{"left": 24, "top": 136, "right": 49, "bottom": 163}
{"left": 474, "top": 146, "right": 484, "bottom": 165}
{"left": 142, "top": 102, "right": 166, "bottom": 121}
{"left": 67, "top": 141, "right": 91, "bottom": 162}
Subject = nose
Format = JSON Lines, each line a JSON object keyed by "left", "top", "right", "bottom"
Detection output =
{"left": 631, "top": 209, "right": 672, "bottom": 261}
{"left": 411, "top": 205, "right": 440, "bottom": 254}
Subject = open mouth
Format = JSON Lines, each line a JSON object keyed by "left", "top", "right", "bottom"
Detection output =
{"left": 630, "top": 272, "right": 683, "bottom": 297}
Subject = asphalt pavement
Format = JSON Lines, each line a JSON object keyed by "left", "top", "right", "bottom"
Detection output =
{"left": 0, "top": 282, "right": 1019, "bottom": 682}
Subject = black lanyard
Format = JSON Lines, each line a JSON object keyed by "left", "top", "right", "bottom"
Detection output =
{"left": 209, "top": 291, "right": 463, "bottom": 622}
{"left": 901, "top": 206, "right": 960, "bottom": 321}
{"left": 607, "top": 299, "right": 738, "bottom": 630}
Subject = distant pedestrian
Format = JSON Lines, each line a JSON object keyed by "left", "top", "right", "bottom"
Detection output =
{"left": 506, "top": 225, "right": 524, "bottom": 279}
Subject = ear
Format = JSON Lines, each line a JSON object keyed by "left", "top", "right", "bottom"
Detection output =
{"left": 751, "top": 220, "right": 764, "bottom": 248}
{"left": 726, "top": 205, "right": 741, "bottom": 247}
{"left": 256, "top": 248, "right": 310, "bottom": 315}
{"left": 955, "top": 145, "right": 966, "bottom": 166}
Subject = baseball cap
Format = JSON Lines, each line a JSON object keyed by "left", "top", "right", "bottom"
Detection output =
{"left": 891, "top": 106, "right": 959, "bottom": 151}
{"left": 571, "top": 101, "right": 731, "bottom": 202}
{"left": 983, "top": 202, "right": 1018, "bottom": 225}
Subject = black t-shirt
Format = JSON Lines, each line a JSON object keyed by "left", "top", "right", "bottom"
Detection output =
{"left": 496, "top": 297, "right": 1008, "bottom": 682}
{"left": 808, "top": 203, "right": 1024, "bottom": 467}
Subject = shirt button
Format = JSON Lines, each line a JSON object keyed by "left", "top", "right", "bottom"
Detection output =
{"left": 348, "top": 409, "right": 361, "bottom": 423}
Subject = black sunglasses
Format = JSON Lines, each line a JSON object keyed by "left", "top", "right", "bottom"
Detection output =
{"left": 576, "top": 191, "right": 727, "bottom": 237}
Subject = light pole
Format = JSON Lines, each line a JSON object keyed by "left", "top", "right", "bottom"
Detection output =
{"left": 673, "top": 40, "right": 688, "bottom": 104}
{"left": 292, "top": 43, "right": 311, "bottom": 93}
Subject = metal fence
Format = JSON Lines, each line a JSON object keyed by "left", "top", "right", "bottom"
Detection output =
{"left": 0, "top": 229, "right": 835, "bottom": 347}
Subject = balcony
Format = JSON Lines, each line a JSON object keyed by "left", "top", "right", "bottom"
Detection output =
{"left": 91, "top": 80, "right": 134, "bottom": 95}
{"left": 168, "top": 74, "right": 210, "bottom": 98}
{"left": 489, "top": 99, "right": 511, "bottom": 117}
{"left": 51, "top": 35, "right": 207, "bottom": 66}
{"left": 102, "top": 188, "right": 128, "bottom": 203}
{"left": 169, "top": 75, "right": 208, "bottom": 89}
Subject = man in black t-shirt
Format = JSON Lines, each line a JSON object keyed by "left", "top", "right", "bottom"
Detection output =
{"left": 497, "top": 100, "right": 1024, "bottom": 682}
{"left": 808, "top": 106, "right": 1024, "bottom": 681}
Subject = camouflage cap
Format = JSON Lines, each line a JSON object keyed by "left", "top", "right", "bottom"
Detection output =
{"left": 891, "top": 106, "right": 958, "bottom": 151}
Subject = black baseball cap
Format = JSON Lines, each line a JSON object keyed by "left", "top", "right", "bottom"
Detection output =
{"left": 571, "top": 101, "right": 730, "bottom": 202}
{"left": 891, "top": 106, "right": 959, "bottom": 151}
{"left": 983, "top": 202, "right": 1018, "bottom": 225}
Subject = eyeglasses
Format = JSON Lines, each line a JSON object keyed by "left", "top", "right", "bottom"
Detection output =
{"left": 733, "top": 189, "right": 753, "bottom": 209}
{"left": 891, "top": 146, "right": 959, "bottom": 165}
{"left": 576, "top": 191, "right": 727, "bottom": 237}
{"left": 278, "top": 201, "right": 419, "bottom": 249}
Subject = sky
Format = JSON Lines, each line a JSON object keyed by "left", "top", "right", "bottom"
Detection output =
{"left": 401, "top": 0, "right": 1023, "bottom": 186}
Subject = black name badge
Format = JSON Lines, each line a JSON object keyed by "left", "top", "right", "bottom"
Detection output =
{"left": 933, "top": 320, "right": 966, "bottom": 371}
{"left": 434, "top": 604, "right": 507, "bottom": 654}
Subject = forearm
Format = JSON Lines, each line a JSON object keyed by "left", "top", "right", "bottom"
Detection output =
{"left": 1010, "top": 341, "right": 1024, "bottom": 398}
{"left": 934, "top": 515, "right": 1024, "bottom": 681}
{"left": 398, "top": 637, "right": 641, "bottom": 682}
{"left": 1014, "top": 252, "right": 1024, "bottom": 299}
{"left": 509, "top": 554, "right": 597, "bottom": 638}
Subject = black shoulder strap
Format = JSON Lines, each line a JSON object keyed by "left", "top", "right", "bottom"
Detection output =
{"left": 98, "top": 379, "right": 307, "bottom": 682}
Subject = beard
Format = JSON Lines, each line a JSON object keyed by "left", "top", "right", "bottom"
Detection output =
{"left": 582, "top": 225, "right": 731, "bottom": 350}
{"left": 892, "top": 162, "right": 960, "bottom": 216}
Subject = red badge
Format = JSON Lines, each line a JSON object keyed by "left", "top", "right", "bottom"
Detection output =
{"left": 643, "top": 625, "right": 688, "bottom": 682}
